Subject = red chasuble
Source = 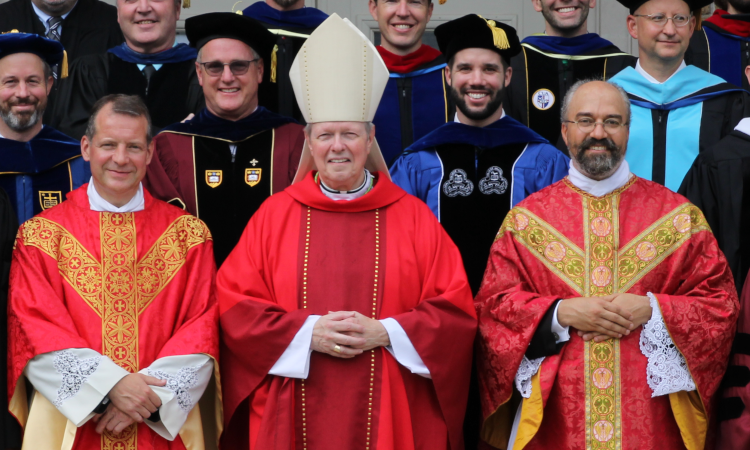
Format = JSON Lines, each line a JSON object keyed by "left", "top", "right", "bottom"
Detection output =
{"left": 7, "top": 185, "right": 219, "bottom": 450}
{"left": 475, "top": 177, "right": 738, "bottom": 450}
{"left": 218, "top": 172, "right": 477, "bottom": 450}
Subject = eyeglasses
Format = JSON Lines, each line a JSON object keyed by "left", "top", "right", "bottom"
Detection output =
{"left": 632, "top": 13, "right": 692, "bottom": 27}
{"left": 563, "top": 118, "right": 628, "bottom": 134}
{"left": 198, "top": 59, "right": 259, "bottom": 76}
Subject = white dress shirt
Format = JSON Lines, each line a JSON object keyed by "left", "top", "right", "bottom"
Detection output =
{"left": 634, "top": 59, "right": 687, "bottom": 85}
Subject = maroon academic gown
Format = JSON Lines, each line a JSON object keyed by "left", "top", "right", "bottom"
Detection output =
{"left": 217, "top": 172, "right": 477, "bottom": 450}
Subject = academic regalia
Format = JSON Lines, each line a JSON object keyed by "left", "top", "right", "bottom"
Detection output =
{"left": 506, "top": 34, "right": 636, "bottom": 154}
{"left": 391, "top": 115, "right": 569, "bottom": 295}
{"left": 217, "top": 171, "right": 476, "bottom": 450}
{"left": 145, "top": 107, "right": 304, "bottom": 267}
{"left": 0, "top": 126, "right": 90, "bottom": 225}
{"left": 242, "top": 2, "right": 328, "bottom": 122}
{"left": 0, "top": 188, "right": 19, "bottom": 450}
{"left": 52, "top": 43, "right": 204, "bottom": 139}
{"left": 476, "top": 176, "right": 738, "bottom": 450}
{"left": 7, "top": 185, "right": 220, "bottom": 450}
{"left": 686, "top": 10, "right": 750, "bottom": 90}
{"left": 609, "top": 64, "right": 750, "bottom": 192}
{"left": 679, "top": 128, "right": 750, "bottom": 292}
{"left": 373, "top": 45, "right": 453, "bottom": 166}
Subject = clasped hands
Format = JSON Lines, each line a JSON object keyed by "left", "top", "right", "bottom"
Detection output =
{"left": 557, "top": 293, "right": 653, "bottom": 343}
{"left": 311, "top": 311, "right": 391, "bottom": 358}
{"left": 93, "top": 373, "right": 166, "bottom": 435}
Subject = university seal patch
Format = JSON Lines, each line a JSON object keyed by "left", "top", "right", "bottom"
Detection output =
{"left": 442, "top": 169, "right": 474, "bottom": 197}
{"left": 245, "top": 168, "right": 262, "bottom": 187}
{"left": 39, "top": 191, "right": 63, "bottom": 210}
{"left": 205, "top": 170, "right": 222, "bottom": 188}
{"left": 532, "top": 88, "right": 555, "bottom": 110}
{"left": 479, "top": 166, "right": 508, "bottom": 195}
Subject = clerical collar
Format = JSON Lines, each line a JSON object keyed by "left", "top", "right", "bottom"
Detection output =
{"left": 568, "top": 160, "right": 632, "bottom": 197}
{"left": 87, "top": 178, "right": 145, "bottom": 212}
{"left": 635, "top": 59, "right": 686, "bottom": 85}
{"left": 454, "top": 108, "right": 505, "bottom": 123}
{"left": 317, "top": 169, "right": 374, "bottom": 201}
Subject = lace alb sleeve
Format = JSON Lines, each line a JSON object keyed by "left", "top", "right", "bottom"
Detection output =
{"left": 639, "top": 292, "right": 696, "bottom": 397}
{"left": 25, "top": 348, "right": 129, "bottom": 426}
{"left": 140, "top": 354, "right": 214, "bottom": 441}
{"left": 515, "top": 355, "right": 545, "bottom": 398}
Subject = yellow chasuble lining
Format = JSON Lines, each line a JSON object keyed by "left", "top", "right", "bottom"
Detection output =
{"left": 492, "top": 178, "right": 712, "bottom": 450}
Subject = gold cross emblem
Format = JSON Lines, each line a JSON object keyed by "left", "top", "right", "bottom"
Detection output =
{"left": 250, "top": 159, "right": 259, "bottom": 166}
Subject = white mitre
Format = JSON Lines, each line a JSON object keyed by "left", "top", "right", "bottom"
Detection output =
{"left": 290, "top": 13, "right": 391, "bottom": 183}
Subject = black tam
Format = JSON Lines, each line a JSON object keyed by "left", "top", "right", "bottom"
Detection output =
{"left": 434, "top": 14, "right": 520, "bottom": 65}
{"left": 186, "top": 12, "right": 277, "bottom": 63}
{"left": 616, "top": 0, "right": 712, "bottom": 14}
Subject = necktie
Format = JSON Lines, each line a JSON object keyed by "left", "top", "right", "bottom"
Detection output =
{"left": 46, "top": 17, "right": 63, "bottom": 79}
{"left": 142, "top": 64, "right": 156, "bottom": 96}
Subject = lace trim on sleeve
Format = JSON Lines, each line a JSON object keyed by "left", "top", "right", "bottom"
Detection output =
{"left": 52, "top": 350, "right": 102, "bottom": 407}
{"left": 148, "top": 366, "right": 201, "bottom": 411}
{"left": 639, "top": 292, "right": 696, "bottom": 397}
{"left": 515, "top": 355, "right": 545, "bottom": 399}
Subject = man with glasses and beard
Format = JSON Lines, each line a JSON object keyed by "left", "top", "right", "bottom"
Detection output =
{"left": 475, "top": 78, "right": 738, "bottom": 450}
{"left": 0, "top": 32, "right": 90, "bottom": 226}
{"left": 391, "top": 15, "right": 569, "bottom": 296}
{"left": 505, "top": 0, "right": 635, "bottom": 154}
{"left": 144, "top": 12, "right": 304, "bottom": 267}
{"left": 687, "top": 0, "right": 750, "bottom": 89}
{"left": 610, "top": 0, "right": 750, "bottom": 193}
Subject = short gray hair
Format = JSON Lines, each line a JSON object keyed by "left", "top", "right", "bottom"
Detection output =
{"left": 85, "top": 94, "right": 153, "bottom": 144}
{"left": 560, "top": 78, "right": 631, "bottom": 123}
{"left": 304, "top": 122, "right": 374, "bottom": 136}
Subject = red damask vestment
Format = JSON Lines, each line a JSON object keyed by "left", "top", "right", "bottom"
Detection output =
{"left": 475, "top": 176, "right": 738, "bottom": 450}
{"left": 7, "top": 185, "right": 219, "bottom": 450}
{"left": 217, "top": 172, "right": 477, "bottom": 450}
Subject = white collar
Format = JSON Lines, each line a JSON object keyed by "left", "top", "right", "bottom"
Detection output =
{"left": 735, "top": 117, "right": 750, "bottom": 136}
{"left": 319, "top": 169, "right": 372, "bottom": 201}
{"left": 0, "top": 124, "right": 44, "bottom": 140}
{"left": 568, "top": 160, "right": 632, "bottom": 197}
{"left": 635, "top": 59, "right": 686, "bottom": 85}
{"left": 31, "top": 1, "right": 76, "bottom": 23}
{"left": 87, "top": 178, "right": 145, "bottom": 212}
{"left": 454, "top": 108, "right": 505, "bottom": 124}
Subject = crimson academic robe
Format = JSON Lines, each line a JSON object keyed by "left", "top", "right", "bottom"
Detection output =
{"left": 218, "top": 172, "right": 476, "bottom": 450}
{"left": 7, "top": 185, "right": 219, "bottom": 450}
{"left": 475, "top": 176, "right": 738, "bottom": 450}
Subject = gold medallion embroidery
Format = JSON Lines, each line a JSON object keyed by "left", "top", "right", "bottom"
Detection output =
{"left": 20, "top": 214, "right": 211, "bottom": 450}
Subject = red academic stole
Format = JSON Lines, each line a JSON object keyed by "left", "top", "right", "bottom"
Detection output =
{"left": 377, "top": 45, "right": 443, "bottom": 74}
{"left": 294, "top": 207, "right": 385, "bottom": 449}
{"left": 706, "top": 9, "right": 750, "bottom": 38}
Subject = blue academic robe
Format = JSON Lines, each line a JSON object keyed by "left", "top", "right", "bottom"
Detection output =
{"left": 687, "top": 22, "right": 750, "bottom": 90}
{"left": 0, "top": 126, "right": 90, "bottom": 224}
{"left": 391, "top": 115, "right": 569, "bottom": 294}
{"left": 610, "top": 65, "right": 749, "bottom": 192}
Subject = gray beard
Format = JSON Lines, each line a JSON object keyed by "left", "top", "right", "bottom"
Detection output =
{"left": 0, "top": 109, "right": 42, "bottom": 132}
{"left": 576, "top": 149, "right": 621, "bottom": 178}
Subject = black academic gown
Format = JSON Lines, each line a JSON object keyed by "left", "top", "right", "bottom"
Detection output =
{"left": 506, "top": 36, "right": 636, "bottom": 154}
{"left": 53, "top": 52, "right": 204, "bottom": 140}
{"left": 0, "top": 0, "right": 124, "bottom": 126}
{"left": 679, "top": 129, "right": 750, "bottom": 292}
{"left": 0, "top": 187, "right": 19, "bottom": 450}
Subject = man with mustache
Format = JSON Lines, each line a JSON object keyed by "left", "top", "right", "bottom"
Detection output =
{"left": 609, "top": 0, "right": 750, "bottom": 192}
{"left": 0, "top": 32, "right": 90, "bottom": 227}
{"left": 52, "top": 0, "right": 203, "bottom": 140}
{"left": 392, "top": 15, "right": 569, "bottom": 296}
{"left": 241, "top": 0, "right": 328, "bottom": 121}
{"left": 505, "top": 0, "right": 635, "bottom": 154}
{"left": 686, "top": 0, "right": 750, "bottom": 89}
{"left": 369, "top": 0, "right": 455, "bottom": 166}
{"left": 475, "top": 78, "right": 738, "bottom": 450}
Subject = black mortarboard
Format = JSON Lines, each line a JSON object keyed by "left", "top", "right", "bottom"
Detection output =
{"left": 435, "top": 15, "right": 521, "bottom": 65}
{"left": 0, "top": 31, "right": 64, "bottom": 66}
{"left": 616, "top": 0, "right": 712, "bottom": 14}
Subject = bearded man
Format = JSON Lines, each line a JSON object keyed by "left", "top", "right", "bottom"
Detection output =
{"left": 505, "top": 0, "right": 635, "bottom": 154}
{"left": 475, "top": 79, "right": 738, "bottom": 450}
{"left": 687, "top": 0, "right": 750, "bottom": 89}
{"left": 0, "top": 32, "right": 90, "bottom": 225}
{"left": 391, "top": 15, "right": 569, "bottom": 295}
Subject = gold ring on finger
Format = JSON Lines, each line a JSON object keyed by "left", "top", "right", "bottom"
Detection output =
{"left": 333, "top": 344, "right": 342, "bottom": 353}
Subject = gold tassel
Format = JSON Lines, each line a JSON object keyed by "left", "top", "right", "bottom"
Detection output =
{"left": 233, "top": 1, "right": 244, "bottom": 14}
{"left": 61, "top": 49, "right": 68, "bottom": 79}
{"left": 1, "top": 29, "right": 20, "bottom": 34}
{"left": 694, "top": 8, "right": 703, "bottom": 30}
{"left": 439, "top": 0, "right": 446, "bottom": 3}
{"left": 271, "top": 44, "right": 278, "bottom": 83}
{"left": 182, "top": 0, "right": 190, "bottom": 8}
{"left": 485, "top": 19, "right": 510, "bottom": 50}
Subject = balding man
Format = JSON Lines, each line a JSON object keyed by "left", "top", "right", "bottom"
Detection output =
{"left": 144, "top": 12, "right": 304, "bottom": 267}
{"left": 475, "top": 79, "right": 738, "bottom": 450}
